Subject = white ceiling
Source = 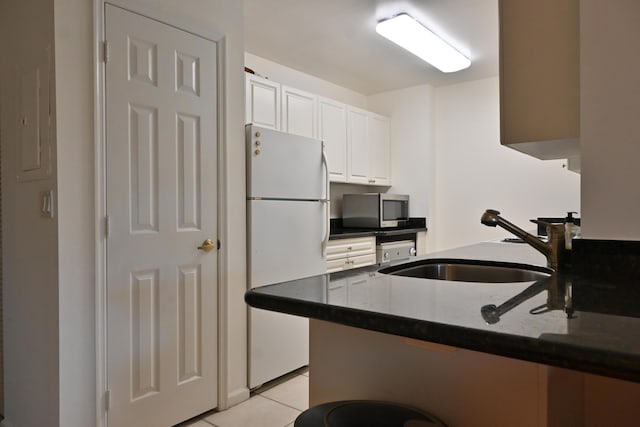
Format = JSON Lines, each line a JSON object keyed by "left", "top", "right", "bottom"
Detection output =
{"left": 244, "top": 0, "right": 499, "bottom": 95}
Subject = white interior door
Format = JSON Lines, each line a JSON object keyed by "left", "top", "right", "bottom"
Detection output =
{"left": 105, "top": 5, "right": 218, "bottom": 427}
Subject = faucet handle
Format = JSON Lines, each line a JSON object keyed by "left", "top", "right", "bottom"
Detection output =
{"left": 530, "top": 219, "right": 565, "bottom": 239}
{"left": 530, "top": 219, "right": 563, "bottom": 228}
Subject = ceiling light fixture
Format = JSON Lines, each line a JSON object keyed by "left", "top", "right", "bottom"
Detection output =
{"left": 376, "top": 13, "right": 471, "bottom": 73}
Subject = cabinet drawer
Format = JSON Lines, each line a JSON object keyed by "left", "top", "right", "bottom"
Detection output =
{"left": 348, "top": 253, "right": 377, "bottom": 269}
{"left": 326, "top": 258, "right": 349, "bottom": 273}
{"left": 326, "top": 236, "right": 376, "bottom": 260}
{"left": 326, "top": 253, "right": 377, "bottom": 273}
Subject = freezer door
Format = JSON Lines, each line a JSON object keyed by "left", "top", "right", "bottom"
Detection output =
{"left": 247, "top": 125, "right": 326, "bottom": 200}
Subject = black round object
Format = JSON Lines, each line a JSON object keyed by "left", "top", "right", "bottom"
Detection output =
{"left": 294, "top": 401, "right": 447, "bottom": 427}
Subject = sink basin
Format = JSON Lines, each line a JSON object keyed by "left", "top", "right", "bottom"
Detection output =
{"left": 379, "top": 259, "right": 552, "bottom": 283}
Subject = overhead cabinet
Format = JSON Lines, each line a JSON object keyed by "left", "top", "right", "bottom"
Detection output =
{"left": 346, "top": 107, "right": 391, "bottom": 186}
{"left": 318, "top": 97, "right": 348, "bottom": 182}
{"left": 368, "top": 112, "right": 391, "bottom": 185}
{"left": 346, "top": 107, "right": 370, "bottom": 184}
{"left": 499, "top": 0, "right": 580, "bottom": 162}
{"left": 245, "top": 72, "right": 392, "bottom": 185}
{"left": 245, "top": 73, "right": 281, "bottom": 130}
{"left": 282, "top": 85, "right": 317, "bottom": 138}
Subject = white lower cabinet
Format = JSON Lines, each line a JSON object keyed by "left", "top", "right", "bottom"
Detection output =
{"left": 327, "top": 278, "right": 348, "bottom": 305}
{"left": 325, "top": 236, "right": 376, "bottom": 273}
{"left": 326, "top": 275, "right": 382, "bottom": 308}
{"left": 416, "top": 231, "right": 427, "bottom": 256}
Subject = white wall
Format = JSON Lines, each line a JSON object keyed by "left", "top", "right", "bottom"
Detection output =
{"left": 434, "top": 77, "right": 581, "bottom": 251}
{"left": 1, "top": 1, "right": 61, "bottom": 426}
{"left": 53, "top": 1, "right": 95, "bottom": 425}
{"left": 580, "top": 0, "right": 640, "bottom": 239}
{"left": 365, "top": 77, "right": 580, "bottom": 253}
{"left": 368, "top": 84, "right": 436, "bottom": 251}
{"left": 1, "top": 1, "right": 246, "bottom": 426}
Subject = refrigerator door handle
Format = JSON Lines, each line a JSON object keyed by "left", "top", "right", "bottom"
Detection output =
{"left": 321, "top": 147, "right": 330, "bottom": 256}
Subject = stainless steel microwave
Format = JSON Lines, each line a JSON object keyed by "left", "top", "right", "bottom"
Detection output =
{"left": 342, "top": 193, "right": 409, "bottom": 228}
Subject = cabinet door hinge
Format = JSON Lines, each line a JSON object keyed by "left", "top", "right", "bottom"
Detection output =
{"left": 103, "top": 41, "right": 110, "bottom": 63}
{"left": 105, "top": 215, "right": 110, "bottom": 238}
{"left": 105, "top": 389, "right": 111, "bottom": 411}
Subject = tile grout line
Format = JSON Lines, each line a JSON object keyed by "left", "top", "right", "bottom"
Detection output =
{"left": 258, "top": 392, "right": 307, "bottom": 413}
{"left": 193, "top": 373, "right": 309, "bottom": 427}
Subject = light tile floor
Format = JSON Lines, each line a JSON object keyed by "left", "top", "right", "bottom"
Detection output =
{"left": 177, "top": 368, "right": 309, "bottom": 427}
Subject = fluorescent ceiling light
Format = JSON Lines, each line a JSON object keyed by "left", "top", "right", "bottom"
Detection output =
{"left": 376, "top": 13, "right": 471, "bottom": 73}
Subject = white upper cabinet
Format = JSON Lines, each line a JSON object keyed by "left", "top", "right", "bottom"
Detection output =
{"left": 347, "top": 107, "right": 391, "bottom": 186}
{"left": 347, "top": 106, "right": 370, "bottom": 184}
{"left": 368, "top": 113, "right": 391, "bottom": 186}
{"left": 245, "top": 73, "right": 281, "bottom": 130}
{"left": 318, "top": 97, "right": 348, "bottom": 182}
{"left": 282, "top": 85, "right": 317, "bottom": 138}
{"left": 244, "top": 72, "right": 391, "bottom": 185}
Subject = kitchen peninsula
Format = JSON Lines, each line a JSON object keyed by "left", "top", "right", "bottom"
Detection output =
{"left": 245, "top": 240, "right": 640, "bottom": 426}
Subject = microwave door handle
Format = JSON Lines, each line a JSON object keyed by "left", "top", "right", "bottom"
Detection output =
{"left": 321, "top": 146, "right": 330, "bottom": 255}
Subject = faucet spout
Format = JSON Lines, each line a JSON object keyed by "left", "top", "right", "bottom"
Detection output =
{"left": 481, "top": 209, "right": 567, "bottom": 271}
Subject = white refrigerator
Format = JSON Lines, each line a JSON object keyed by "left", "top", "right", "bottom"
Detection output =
{"left": 246, "top": 124, "right": 330, "bottom": 389}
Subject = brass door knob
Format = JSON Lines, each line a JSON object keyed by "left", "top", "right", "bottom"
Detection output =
{"left": 197, "top": 239, "right": 216, "bottom": 252}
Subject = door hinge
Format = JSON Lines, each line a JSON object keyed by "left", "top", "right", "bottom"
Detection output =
{"left": 103, "top": 41, "right": 110, "bottom": 63}
{"left": 105, "top": 389, "right": 111, "bottom": 411}
{"left": 105, "top": 215, "right": 110, "bottom": 238}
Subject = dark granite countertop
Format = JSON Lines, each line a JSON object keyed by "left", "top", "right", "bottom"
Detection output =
{"left": 329, "top": 217, "right": 427, "bottom": 240}
{"left": 245, "top": 240, "right": 640, "bottom": 383}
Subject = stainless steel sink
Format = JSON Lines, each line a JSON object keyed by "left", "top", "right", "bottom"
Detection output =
{"left": 379, "top": 259, "right": 552, "bottom": 283}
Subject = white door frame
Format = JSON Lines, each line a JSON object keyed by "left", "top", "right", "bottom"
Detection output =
{"left": 92, "top": 1, "right": 231, "bottom": 425}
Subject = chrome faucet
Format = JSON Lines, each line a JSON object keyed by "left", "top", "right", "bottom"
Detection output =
{"left": 481, "top": 209, "right": 567, "bottom": 270}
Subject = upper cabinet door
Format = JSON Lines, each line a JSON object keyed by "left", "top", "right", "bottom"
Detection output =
{"left": 282, "top": 85, "right": 317, "bottom": 138}
{"left": 243, "top": 73, "right": 392, "bottom": 185}
{"left": 318, "top": 97, "right": 347, "bottom": 183}
{"left": 346, "top": 107, "right": 370, "bottom": 184}
{"left": 368, "top": 113, "right": 391, "bottom": 186}
{"left": 245, "top": 73, "right": 281, "bottom": 130}
{"left": 499, "top": 0, "right": 579, "bottom": 160}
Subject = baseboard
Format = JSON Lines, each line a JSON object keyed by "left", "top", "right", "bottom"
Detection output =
{"left": 222, "top": 387, "right": 250, "bottom": 410}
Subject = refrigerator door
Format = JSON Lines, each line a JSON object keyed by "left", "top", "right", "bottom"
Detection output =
{"left": 247, "top": 199, "right": 327, "bottom": 388}
{"left": 247, "top": 125, "right": 326, "bottom": 200}
{"left": 248, "top": 306, "right": 308, "bottom": 389}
